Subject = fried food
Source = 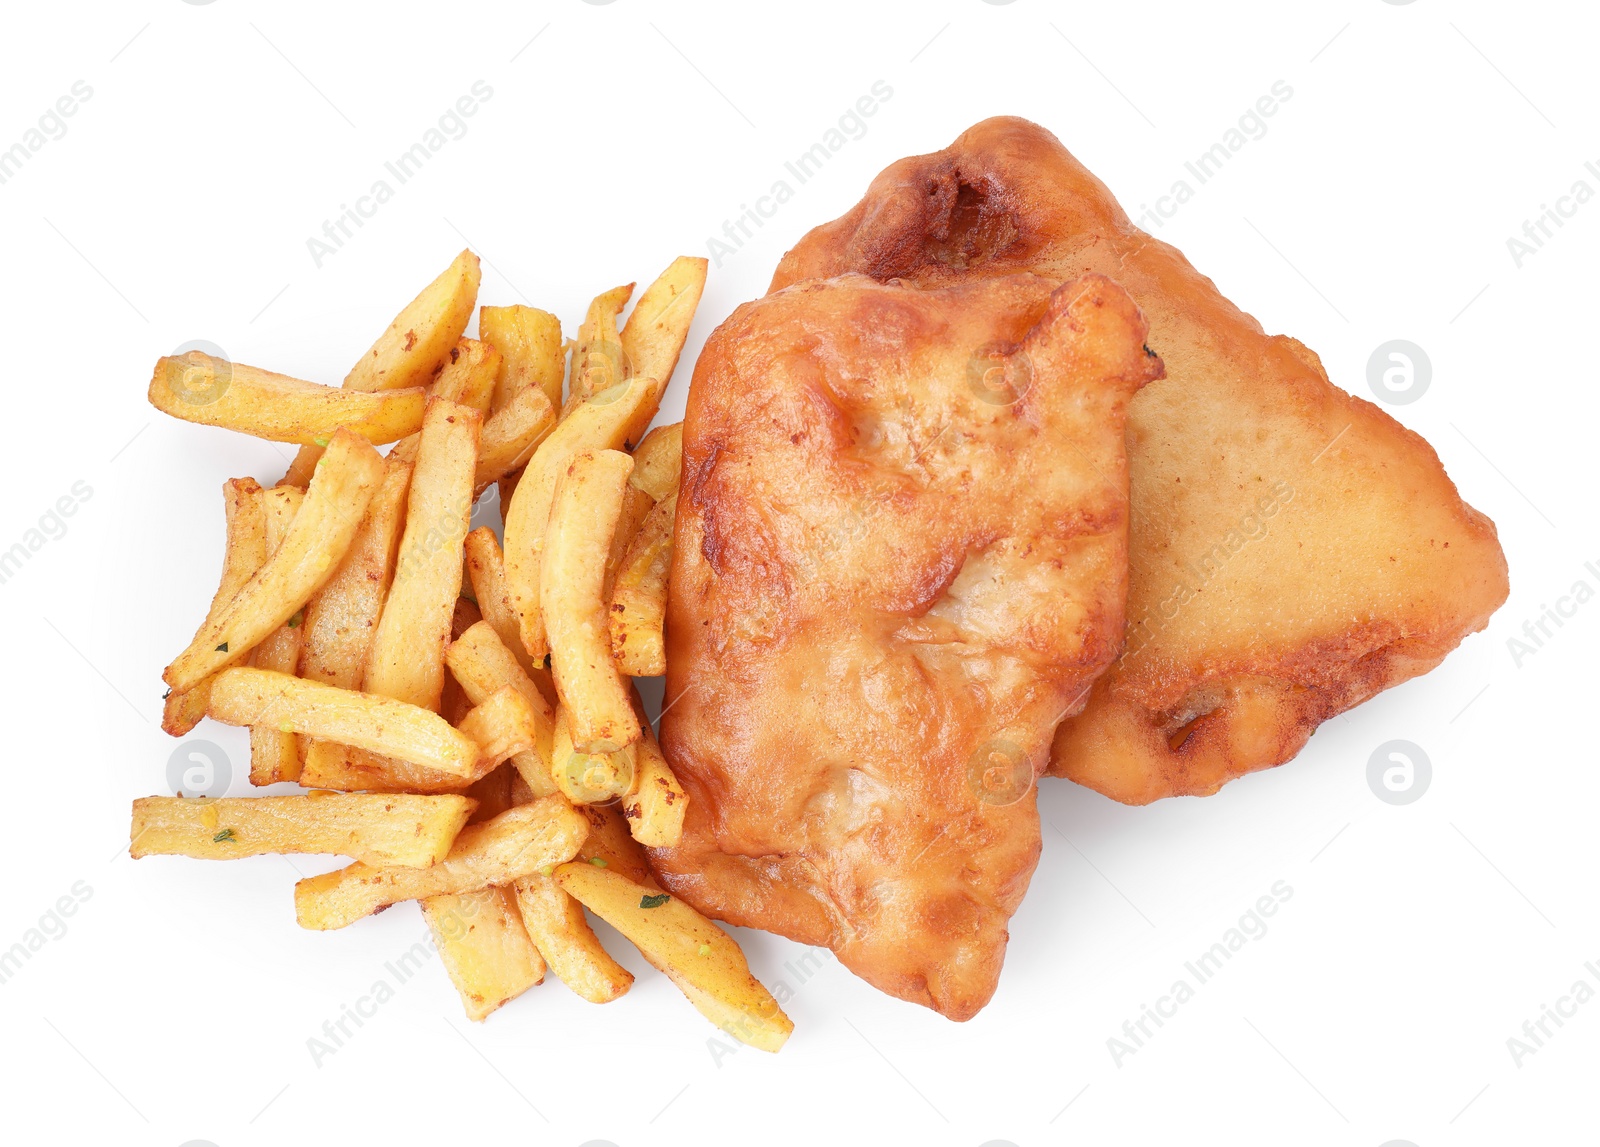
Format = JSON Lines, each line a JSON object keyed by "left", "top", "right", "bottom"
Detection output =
{"left": 651, "top": 271, "right": 1162, "bottom": 1018}
{"left": 770, "top": 116, "right": 1510, "bottom": 804}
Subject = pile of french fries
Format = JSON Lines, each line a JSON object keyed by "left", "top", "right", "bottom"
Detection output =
{"left": 131, "top": 251, "right": 792, "bottom": 1052}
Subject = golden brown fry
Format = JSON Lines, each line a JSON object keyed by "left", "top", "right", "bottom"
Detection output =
{"left": 479, "top": 304, "right": 564, "bottom": 414}
{"left": 249, "top": 486, "right": 307, "bottom": 785}
{"left": 163, "top": 478, "right": 267, "bottom": 735}
{"left": 298, "top": 456, "right": 412, "bottom": 689}
{"left": 609, "top": 492, "right": 675, "bottom": 678}
{"left": 512, "top": 874, "right": 633, "bottom": 1004}
{"left": 604, "top": 484, "right": 655, "bottom": 602}
{"left": 283, "top": 250, "right": 480, "bottom": 486}
{"left": 617, "top": 257, "right": 706, "bottom": 446}
{"left": 628, "top": 422, "right": 683, "bottom": 502}
{"left": 456, "top": 686, "right": 541, "bottom": 768}
{"left": 208, "top": 668, "right": 483, "bottom": 777}
{"left": 297, "top": 741, "right": 490, "bottom": 793}
{"left": 622, "top": 714, "right": 686, "bottom": 848}
{"left": 163, "top": 429, "right": 385, "bottom": 693}
{"left": 463, "top": 528, "right": 542, "bottom": 682}
{"left": 422, "top": 887, "right": 546, "bottom": 1021}
{"left": 363, "top": 398, "right": 481, "bottom": 712}
{"left": 575, "top": 801, "right": 655, "bottom": 884}
{"left": 474, "top": 384, "right": 556, "bottom": 494}
{"left": 129, "top": 794, "right": 474, "bottom": 867}
{"left": 542, "top": 450, "right": 641, "bottom": 753}
{"left": 501, "top": 375, "right": 656, "bottom": 660}
{"left": 149, "top": 353, "right": 426, "bottom": 446}
{"left": 564, "top": 284, "right": 633, "bottom": 416}
{"left": 464, "top": 763, "right": 516, "bottom": 822}
{"left": 554, "top": 863, "right": 791, "bottom": 1051}
{"left": 389, "top": 338, "right": 501, "bottom": 465}
{"left": 551, "top": 705, "right": 635, "bottom": 804}
{"left": 295, "top": 798, "right": 589, "bottom": 929}
{"left": 445, "top": 621, "right": 557, "bottom": 797}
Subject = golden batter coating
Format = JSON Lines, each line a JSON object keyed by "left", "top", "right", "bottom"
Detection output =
{"left": 652, "top": 271, "right": 1161, "bottom": 1018}
{"left": 772, "top": 116, "right": 1509, "bottom": 804}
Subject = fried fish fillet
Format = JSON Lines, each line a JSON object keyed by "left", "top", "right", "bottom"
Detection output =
{"left": 772, "top": 116, "right": 1509, "bottom": 804}
{"left": 651, "top": 271, "right": 1162, "bottom": 1018}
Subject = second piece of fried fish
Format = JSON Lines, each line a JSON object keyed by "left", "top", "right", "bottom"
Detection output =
{"left": 651, "top": 272, "right": 1161, "bottom": 1018}
{"left": 773, "top": 116, "right": 1510, "bottom": 804}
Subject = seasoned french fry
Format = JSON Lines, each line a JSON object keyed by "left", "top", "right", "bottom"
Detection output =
{"left": 149, "top": 353, "right": 426, "bottom": 446}
{"left": 604, "top": 483, "right": 655, "bottom": 602}
{"left": 542, "top": 450, "right": 641, "bottom": 753}
{"left": 609, "top": 492, "right": 675, "bottom": 678}
{"left": 208, "top": 668, "right": 482, "bottom": 777}
{"left": 618, "top": 257, "right": 707, "bottom": 446}
{"left": 422, "top": 887, "right": 546, "bottom": 1021}
{"left": 622, "top": 712, "right": 686, "bottom": 848}
{"left": 512, "top": 874, "right": 633, "bottom": 1004}
{"left": 628, "top": 422, "right": 683, "bottom": 502}
{"left": 463, "top": 528, "right": 542, "bottom": 682}
{"left": 363, "top": 398, "right": 481, "bottom": 712}
{"left": 347, "top": 250, "right": 483, "bottom": 392}
{"left": 551, "top": 705, "right": 635, "bottom": 804}
{"left": 299, "top": 456, "right": 412, "bottom": 688}
{"left": 295, "top": 798, "right": 589, "bottom": 929}
{"left": 129, "top": 794, "right": 474, "bottom": 867}
{"left": 501, "top": 374, "right": 656, "bottom": 660}
{"left": 163, "top": 478, "right": 267, "bottom": 735}
{"left": 249, "top": 486, "right": 307, "bottom": 785}
{"left": 297, "top": 741, "right": 490, "bottom": 793}
{"left": 564, "top": 284, "right": 634, "bottom": 417}
{"left": 163, "top": 430, "right": 385, "bottom": 693}
{"left": 456, "top": 686, "right": 541, "bottom": 768}
{"left": 480, "top": 304, "right": 564, "bottom": 414}
{"left": 445, "top": 621, "right": 557, "bottom": 797}
{"left": 554, "top": 863, "right": 791, "bottom": 1052}
{"left": 283, "top": 250, "right": 480, "bottom": 485}
{"left": 465, "top": 763, "right": 516, "bottom": 822}
{"left": 474, "top": 384, "right": 556, "bottom": 494}
{"left": 575, "top": 801, "right": 655, "bottom": 884}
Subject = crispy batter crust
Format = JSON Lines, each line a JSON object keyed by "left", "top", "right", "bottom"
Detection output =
{"left": 772, "top": 116, "right": 1509, "bottom": 804}
{"left": 652, "top": 272, "right": 1161, "bottom": 1017}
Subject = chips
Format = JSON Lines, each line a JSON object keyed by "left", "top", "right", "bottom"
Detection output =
{"left": 135, "top": 252, "right": 787, "bottom": 1047}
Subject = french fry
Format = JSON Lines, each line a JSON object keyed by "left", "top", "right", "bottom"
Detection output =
{"left": 249, "top": 486, "right": 307, "bottom": 785}
{"left": 542, "top": 450, "right": 641, "bottom": 753}
{"left": 604, "top": 484, "right": 655, "bottom": 602}
{"left": 129, "top": 794, "right": 474, "bottom": 867}
{"left": 575, "top": 801, "right": 655, "bottom": 885}
{"left": 283, "top": 250, "right": 480, "bottom": 485}
{"left": 465, "top": 763, "right": 516, "bottom": 822}
{"left": 363, "top": 398, "right": 481, "bottom": 712}
{"left": 622, "top": 712, "right": 686, "bottom": 848}
{"left": 299, "top": 456, "right": 412, "bottom": 688}
{"left": 474, "top": 384, "right": 556, "bottom": 494}
{"left": 163, "top": 430, "right": 386, "bottom": 693}
{"left": 479, "top": 304, "right": 564, "bottom": 414}
{"left": 389, "top": 338, "right": 500, "bottom": 464}
{"left": 463, "top": 528, "right": 543, "bottom": 682}
{"left": 422, "top": 887, "right": 546, "bottom": 1021}
{"left": 512, "top": 874, "right": 633, "bottom": 1004}
{"left": 501, "top": 373, "right": 656, "bottom": 660}
{"left": 149, "top": 353, "right": 426, "bottom": 446}
{"left": 628, "top": 422, "right": 683, "bottom": 502}
{"left": 554, "top": 863, "right": 792, "bottom": 1052}
{"left": 456, "top": 686, "right": 541, "bottom": 768}
{"left": 162, "top": 478, "right": 267, "bottom": 735}
{"left": 609, "top": 492, "right": 675, "bottom": 678}
{"left": 618, "top": 257, "right": 707, "bottom": 446}
{"left": 445, "top": 621, "right": 557, "bottom": 797}
{"left": 298, "top": 741, "right": 489, "bottom": 793}
{"left": 551, "top": 705, "right": 635, "bottom": 804}
{"left": 208, "top": 668, "right": 483, "bottom": 777}
{"left": 295, "top": 798, "right": 589, "bottom": 930}
{"left": 564, "top": 284, "right": 634, "bottom": 416}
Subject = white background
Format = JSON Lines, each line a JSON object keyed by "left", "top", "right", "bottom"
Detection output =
{"left": 1, "top": 1, "right": 1595, "bottom": 1144}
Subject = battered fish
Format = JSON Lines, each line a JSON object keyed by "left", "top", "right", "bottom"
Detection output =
{"left": 772, "top": 117, "right": 1509, "bottom": 804}
{"left": 652, "top": 272, "right": 1162, "bottom": 1018}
